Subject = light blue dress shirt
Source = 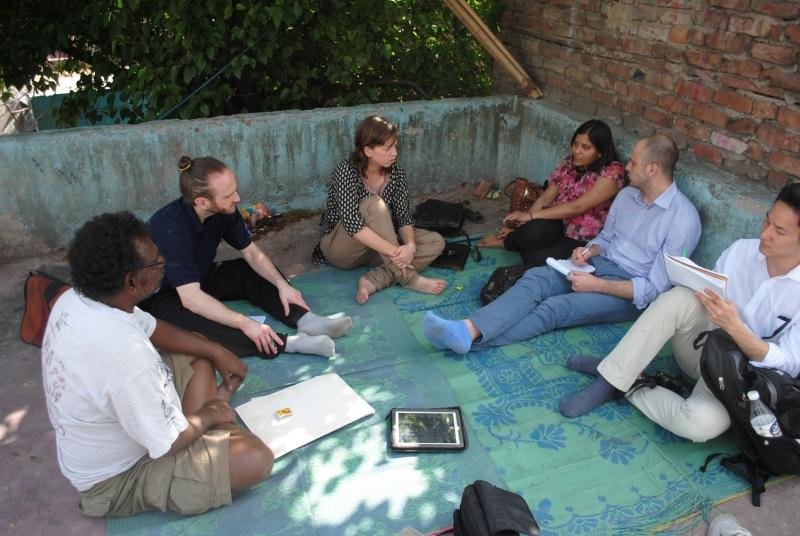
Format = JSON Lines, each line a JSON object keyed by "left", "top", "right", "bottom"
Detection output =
{"left": 588, "top": 183, "right": 701, "bottom": 309}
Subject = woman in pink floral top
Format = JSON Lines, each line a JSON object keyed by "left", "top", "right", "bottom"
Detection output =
{"left": 480, "top": 119, "right": 625, "bottom": 266}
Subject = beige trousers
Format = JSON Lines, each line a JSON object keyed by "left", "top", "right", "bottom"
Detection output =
{"left": 597, "top": 286, "right": 731, "bottom": 442}
{"left": 320, "top": 196, "right": 445, "bottom": 290}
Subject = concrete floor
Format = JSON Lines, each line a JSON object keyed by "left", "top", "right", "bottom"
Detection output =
{"left": 1, "top": 184, "right": 798, "bottom": 535}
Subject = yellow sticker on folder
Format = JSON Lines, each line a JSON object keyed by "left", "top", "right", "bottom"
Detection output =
{"left": 275, "top": 407, "right": 293, "bottom": 419}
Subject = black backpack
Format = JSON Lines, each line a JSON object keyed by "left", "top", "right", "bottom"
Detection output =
{"left": 698, "top": 329, "right": 800, "bottom": 506}
{"left": 453, "top": 480, "right": 539, "bottom": 536}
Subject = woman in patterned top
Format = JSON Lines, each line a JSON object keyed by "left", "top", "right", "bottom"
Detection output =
{"left": 479, "top": 119, "right": 625, "bottom": 266}
{"left": 315, "top": 115, "right": 446, "bottom": 304}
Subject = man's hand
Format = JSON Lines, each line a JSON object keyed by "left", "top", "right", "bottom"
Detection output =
{"left": 696, "top": 289, "right": 743, "bottom": 332}
{"left": 569, "top": 272, "right": 602, "bottom": 293}
{"left": 570, "top": 245, "right": 594, "bottom": 267}
{"left": 198, "top": 398, "right": 236, "bottom": 427}
{"left": 212, "top": 344, "right": 248, "bottom": 389}
{"left": 241, "top": 318, "right": 285, "bottom": 355}
{"left": 277, "top": 282, "right": 310, "bottom": 317}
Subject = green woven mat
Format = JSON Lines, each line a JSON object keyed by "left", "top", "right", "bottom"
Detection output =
{"left": 109, "top": 248, "right": 753, "bottom": 535}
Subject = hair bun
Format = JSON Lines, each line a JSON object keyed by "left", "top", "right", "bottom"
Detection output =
{"left": 178, "top": 156, "right": 193, "bottom": 172}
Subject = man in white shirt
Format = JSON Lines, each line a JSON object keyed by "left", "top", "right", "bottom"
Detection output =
{"left": 42, "top": 212, "right": 272, "bottom": 517}
{"left": 560, "top": 183, "right": 800, "bottom": 443}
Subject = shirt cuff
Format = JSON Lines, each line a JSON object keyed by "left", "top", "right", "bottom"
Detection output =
{"left": 630, "top": 277, "right": 651, "bottom": 310}
{"left": 753, "top": 342, "right": 784, "bottom": 370}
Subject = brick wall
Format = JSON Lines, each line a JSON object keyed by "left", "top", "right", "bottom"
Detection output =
{"left": 492, "top": 0, "right": 800, "bottom": 188}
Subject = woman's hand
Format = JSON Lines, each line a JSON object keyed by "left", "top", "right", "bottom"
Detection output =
{"left": 502, "top": 210, "right": 532, "bottom": 227}
{"left": 497, "top": 227, "right": 512, "bottom": 239}
{"left": 390, "top": 244, "right": 415, "bottom": 274}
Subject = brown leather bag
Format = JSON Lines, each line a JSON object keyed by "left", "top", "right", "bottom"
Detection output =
{"left": 504, "top": 178, "right": 544, "bottom": 214}
{"left": 20, "top": 271, "right": 71, "bottom": 347}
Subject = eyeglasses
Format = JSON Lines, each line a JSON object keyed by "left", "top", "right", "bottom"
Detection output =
{"left": 137, "top": 259, "right": 166, "bottom": 273}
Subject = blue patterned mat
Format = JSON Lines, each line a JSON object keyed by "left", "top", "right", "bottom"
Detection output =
{"left": 109, "top": 248, "right": 754, "bottom": 536}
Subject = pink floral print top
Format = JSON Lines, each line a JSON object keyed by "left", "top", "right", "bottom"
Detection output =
{"left": 550, "top": 157, "right": 625, "bottom": 241}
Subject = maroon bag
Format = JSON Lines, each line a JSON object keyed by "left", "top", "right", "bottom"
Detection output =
{"left": 20, "top": 271, "right": 71, "bottom": 347}
{"left": 504, "top": 178, "right": 543, "bottom": 214}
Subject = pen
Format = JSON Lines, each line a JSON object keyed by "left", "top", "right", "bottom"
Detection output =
{"left": 579, "top": 245, "right": 591, "bottom": 258}
{"left": 681, "top": 248, "right": 686, "bottom": 257}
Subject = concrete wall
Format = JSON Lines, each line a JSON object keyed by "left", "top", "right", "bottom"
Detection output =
{"left": 0, "top": 95, "right": 777, "bottom": 265}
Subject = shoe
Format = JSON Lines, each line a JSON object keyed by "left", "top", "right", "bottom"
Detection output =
{"left": 707, "top": 513, "right": 752, "bottom": 536}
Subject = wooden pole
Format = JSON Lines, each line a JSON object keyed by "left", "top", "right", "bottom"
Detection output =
{"left": 443, "top": 0, "right": 543, "bottom": 99}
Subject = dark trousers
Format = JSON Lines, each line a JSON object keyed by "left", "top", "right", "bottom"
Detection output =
{"left": 503, "top": 219, "right": 586, "bottom": 267}
{"left": 140, "top": 259, "right": 307, "bottom": 358}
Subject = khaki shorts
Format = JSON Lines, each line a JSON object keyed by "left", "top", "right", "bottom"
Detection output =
{"left": 78, "top": 353, "right": 233, "bottom": 517}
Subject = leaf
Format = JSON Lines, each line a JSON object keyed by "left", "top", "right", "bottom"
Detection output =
{"left": 183, "top": 65, "right": 195, "bottom": 84}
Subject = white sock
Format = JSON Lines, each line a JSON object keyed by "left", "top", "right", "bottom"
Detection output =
{"left": 284, "top": 333, "right": 335, "bottom": 358}
{"left": 297, "top": 312, "right": 352, "bottom": 338}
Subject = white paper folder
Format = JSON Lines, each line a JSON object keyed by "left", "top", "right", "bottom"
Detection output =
{"left": 235, "top": 373, "right": 375, "bottom": 459}
{"left": 665, "top": 255, "right": 728, "bottom": 297}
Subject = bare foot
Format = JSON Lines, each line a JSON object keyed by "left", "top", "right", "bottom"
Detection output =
{"left": 405, "top": 275, "right": 447, "bottom": 295}
{"left": 478, "top": 235, "right": 505, "bottom": 248}
{"left": 355, "top": 276, "right": 378, "bottom": 304}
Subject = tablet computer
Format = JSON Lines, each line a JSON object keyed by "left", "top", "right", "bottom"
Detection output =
{"left": 389, "top": 407, "right": 468, "bottom": 452}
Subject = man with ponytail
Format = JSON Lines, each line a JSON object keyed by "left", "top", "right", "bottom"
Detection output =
{"left": 143, "top": 156, "right": 352, "bottom": 359}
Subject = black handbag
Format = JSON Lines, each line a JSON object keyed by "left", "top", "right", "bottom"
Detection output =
{"left": 479, "top": 265, "right": 528, "bottom": 304}
{"left": 453, "top": 480, "right": 539, "bottom": 536}
{"left": 413, "top": 199, "right": 466, "bottom": 237}
{"left": 430, "top": 233, "right": 481, "bottom": 271}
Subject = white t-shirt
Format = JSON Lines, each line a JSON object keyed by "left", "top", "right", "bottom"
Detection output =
{"left": 715, "top": 239, "right": 800, "bottom": 377}
{"left": 41, "top": 289, "right": 188, "bottom": 491}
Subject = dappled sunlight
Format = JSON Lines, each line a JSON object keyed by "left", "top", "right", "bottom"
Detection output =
{"left": 1, "top": 406, "right": 29, "bottom": 446}
{"left": 303, "top": 425, "right": 436, "bottom": 526}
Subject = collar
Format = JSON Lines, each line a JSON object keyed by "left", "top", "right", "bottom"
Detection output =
{"left": 637, "top": 182, "right": 677, "bottom": 209}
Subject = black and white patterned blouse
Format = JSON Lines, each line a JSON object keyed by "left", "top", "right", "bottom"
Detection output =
{"left": 313, "top": 159, "right": 414, "bottom": 264}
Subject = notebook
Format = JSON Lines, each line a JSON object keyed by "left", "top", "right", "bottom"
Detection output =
{"left": 235, "top": 373, "right": 375, "bottom": 458}
{"left": 665, "top": 255, "right": 728, "bottom": 297}
{"left": 545, "top": 257, "right": 596, "bottom": 277}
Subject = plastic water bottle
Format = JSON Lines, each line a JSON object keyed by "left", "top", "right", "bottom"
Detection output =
{"left": 748, "top": 390, "right": 783, "bottom": 438}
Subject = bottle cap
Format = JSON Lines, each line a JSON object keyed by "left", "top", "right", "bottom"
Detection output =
{"left": 747, "top": 390, "right": 760, "bottom": 401}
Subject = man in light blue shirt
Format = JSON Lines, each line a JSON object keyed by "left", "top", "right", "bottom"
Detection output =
{"left": 424, "top": 134, "right": 701, "bottom": 354}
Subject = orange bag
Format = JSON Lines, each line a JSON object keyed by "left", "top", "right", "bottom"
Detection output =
{"left": 20, "top": 271, "right": 71, "bottom": 347}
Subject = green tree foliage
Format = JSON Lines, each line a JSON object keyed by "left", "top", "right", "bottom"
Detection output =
{"left": 1, "top": 0, "right": 501, "bottom": 126}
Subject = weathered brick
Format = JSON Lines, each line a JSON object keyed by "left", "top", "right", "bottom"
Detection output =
{"left": 614, "top": 81, "right": 630, "bottom": 96}
{"left": 705, "top": 31, "right": 750, "bottom": 53}
{"left": 693, "top": 103, "right": 729, "bottom": 127}
{"left": 543, "top": 5, "right": 565, "bottom": 21}
{"left": 617, "top": 98, "right": 646, "bottom": 115}
{"left": 545, "top": 71, "right": 571, "bottom": 90}
{"left": 660, "top": 94, "right": 691, "bottom": 114}
{"left": 676, "top": 79, "right": 715, "bottom": 101}
{"left": 637, "top": 23, "right": 671, "bottom": 42}
{"left": 727, "top": 117, "right": 757, "bottom": 134}
{"left": 778, "top": 107, "right": 800, "bottom": 131}
{"left": 569, "top": 92, "right": 598, "bottom": 116}
{"left": 675, "top": 117, "right": 711, "bottom": 140}
{"left": 767, "top": 70, "right": 800, "bottom": 92}
{"left": 769, "top": 152, "right": 800, "bottom": 176}
{"left": 729, "top": 15, "right": 778, "bottom": 37}
{"left": 701, "top": 10, "right": 729, "bottom": 30}
{"left": 752, "top": 43, "right": 798, "bottom": 66}
{"left": 652, "top": 43, "right": 687, "bottom": 63}
{"left": 710, "top": 0, "right": 751, "bottom": 10}
{"left": 596, "top": 33, "right": 622, "bottom": 50}
{"left": 645, "top": 71, "right": 676, "bottom": 90}
{"left": 660, "top": 10, "right": 694, "bottom": 26}
{"left": 606, "top": 61, "right": 633, "bottom": 79}
{"left": 685, "top": 49, "right": 722, "bottom": 69}
{"left": 622, "top": 37, "right": 652, "bottom": 56}
{"left": 644, "top": 106, "right": 672, "bottom": 126}
{"left": 711, "top": 131, "right": 749, "bottom": 154}
{"left": 714, "top": 90, "right": 755, "bottom": 114}
{"left": 726, "top": 160, "right": 769, "bottom": 181}
{"left": 566, "top": 65, "right": 591, "bottom": 82}
{"left": 752, "top": 1, "right": 800, "bottom": 19}
{"left": 577, "top": 28, "right": 596, "bottom": 43}
{"left": 720, "top": 58, "right": 763, "bottom": 78}
{"left": 693, "top": 143, "right": 725, "bottom": 165}
{"left": 629, "top": 84, "right": 660, "bottom": 105}
{"left": 757, "top": 123, "right": 800, "bottom": 152}
{"left": 634, "top": 5, "right": 661, "bottom": 22}
{"left": 719, "top": 75, "right": 785, "bottom": 98}
{"left": 787, "top": 26, "right": 800, "bottom": 44}
{"left": 767, "top": 170, "right": 793, "bottom": 188}
{"left": 752, "top": 99, "right": 780, "bottom": 119}
{"left": 669, "top": 27, "right": 691, "bottom": 44}
{"left": 592, "top": 88, "right": 617, "bottom": 106}
{"left": 748, "top": 141, "right": 766, "bottom": 160}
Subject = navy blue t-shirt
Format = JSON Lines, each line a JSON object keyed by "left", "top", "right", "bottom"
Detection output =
{"left": 148, "top": 198, "right": 252, "bottom": 290}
